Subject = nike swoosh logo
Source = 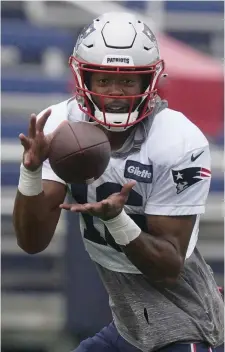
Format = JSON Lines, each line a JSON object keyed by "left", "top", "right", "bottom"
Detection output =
{"left": 191, "top": 151, "right": 204, "bottom": 162}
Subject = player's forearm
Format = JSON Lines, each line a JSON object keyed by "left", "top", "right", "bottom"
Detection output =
{"left": 122, "top": 231, "right": 183, "bottom": 285}
{"left": 13, "top": 191, "right": 58, "bottom": 254}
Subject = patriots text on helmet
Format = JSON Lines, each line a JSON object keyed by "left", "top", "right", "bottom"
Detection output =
{"left": 107, "top": 57, "right": 130, "bottom": 64}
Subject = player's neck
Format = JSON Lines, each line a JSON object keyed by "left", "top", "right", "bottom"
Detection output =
{"left": 98, "top": 126, "right": 135, "bottom": 151}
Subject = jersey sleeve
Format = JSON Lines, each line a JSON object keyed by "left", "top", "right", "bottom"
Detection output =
{"left": 36, "top": 104, "right": 67, "bottom": 185}
{"left": 144, "top": 144, "right": 211, "bottom": 216}
{"left": 42, "top": 159, "right": 66, "bottom": 184}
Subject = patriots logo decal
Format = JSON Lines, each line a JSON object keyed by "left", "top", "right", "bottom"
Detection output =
{"left": 172, "top": 167, "right": 211, "bottom": 194}
{"left": 143, "top": 24, "right": 157, "bottom": 43}
{"left": 75, "top": 23, "right": 96, "bottom": 52}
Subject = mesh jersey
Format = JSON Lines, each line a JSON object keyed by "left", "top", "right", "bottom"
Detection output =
{"left": 39, "top": 98, "right": 223, "bottom": 350}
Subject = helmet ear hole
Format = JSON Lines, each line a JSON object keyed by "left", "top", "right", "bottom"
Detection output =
{"left": 142, "top": 73, "right": 153, "bottom": 92}
{"left": 83, "top": 71, "right": 92, "bottom": 90}
{"left": 86, "top": 98, "right": 95, "bottom": 118}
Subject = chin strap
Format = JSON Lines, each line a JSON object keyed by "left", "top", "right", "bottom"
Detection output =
{"left": 94, "top": 109, "right": 139, "bottom": 132}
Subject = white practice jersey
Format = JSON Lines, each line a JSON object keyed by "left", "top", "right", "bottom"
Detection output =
{"left": 41, "top": 98, "right": 211, "bottom": 274}
{"left": 39, "top": 98, "right": 224, "bottom": 352}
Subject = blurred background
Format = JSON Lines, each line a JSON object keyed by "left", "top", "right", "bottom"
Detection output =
{"left": 1, "top": 1, "right": 224, "bottom": 351}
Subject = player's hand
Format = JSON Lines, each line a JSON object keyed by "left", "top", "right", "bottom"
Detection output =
{"left": 60, "top": 181, "right": 136, "bottom": 220}
{"left": 19, "top": 109, "right": 53, "bottom": 171}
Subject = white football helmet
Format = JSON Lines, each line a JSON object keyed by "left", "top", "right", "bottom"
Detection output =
{"left": 69, "top": 12, "right": 165, "bottom": 131}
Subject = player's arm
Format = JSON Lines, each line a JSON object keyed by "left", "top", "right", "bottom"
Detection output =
{"left": 122, "top": 214, "right": 195, "bottom": 285}
{"left": 13, "top": 110, "right": 67, "bottom": 254}
{"left": 13, "top": 180, "right": 66, "bottom": 254}
{"left": 121, "top": 144, "right": 211, "bottom": 285}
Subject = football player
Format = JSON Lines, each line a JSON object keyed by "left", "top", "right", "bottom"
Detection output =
{"left": 13, "top": 12, "right": 224, "bottom": 352}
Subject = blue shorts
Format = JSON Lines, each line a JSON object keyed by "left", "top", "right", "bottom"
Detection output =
{"left": 72, "top": 322, "right": 221, "bottom": 352}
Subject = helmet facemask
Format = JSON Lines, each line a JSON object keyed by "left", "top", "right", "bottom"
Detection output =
{"left": 69, "top": 12, "right": 165, "bottom": 131}
{"left": 69, "top": 56, "right": 164, "bottom": 132}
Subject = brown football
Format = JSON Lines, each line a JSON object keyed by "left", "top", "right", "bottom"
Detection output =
{"left": 48, "top": 121, "right": 111, "bottom": 183}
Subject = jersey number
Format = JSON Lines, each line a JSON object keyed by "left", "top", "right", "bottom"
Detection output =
{"left": 71, "top": 182, "right": 145, "bottom": 252}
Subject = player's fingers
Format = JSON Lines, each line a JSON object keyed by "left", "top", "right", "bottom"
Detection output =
{"left": 59, "top": 203, "right": 73, "bottom": 210}
{"left": 81, "top": 202, "right": 108, "bottom": 216}
{"left": 19, "top": 133, "right": 30, "bottom": 150}
{"left": 101, "top": 199, "right": 109, "bottom": 206}
{"left": 23, "top": 152, "right": 32, "bottom": 167}
{"left": 82, "top": 203, "right": 103, "bottom": 214}
{"left": 71, "top": 204, "right": 91, "bottom": 213}
{"left": 36, "top": 109, "right": 52, "bottom": 133}
{"left": 120, "top": 181, "right": 136, "bottom": 197}
{"left": 59, "top": 203, "right": 87, "bottom": 212}
{"left": 101, "top": 199, "right": 112, "bottom": 210}
{"left": 28, "top": 114, "right": 37, "bottom": 139}
{"left": 83, "top": 203, "right": 93, "bottom": 211}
